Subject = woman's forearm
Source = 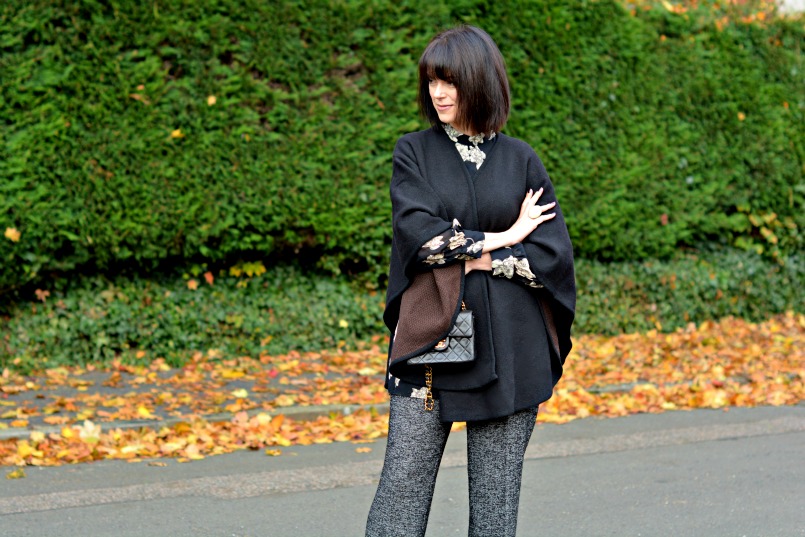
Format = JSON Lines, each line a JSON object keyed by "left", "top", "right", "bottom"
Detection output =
{"left": 480, "top": 231, "right": 514, "bottom": 253}
{"left": 479, "top": 188, "right": 556, "bottom": 252}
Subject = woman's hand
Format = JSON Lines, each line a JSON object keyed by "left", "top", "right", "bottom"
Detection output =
{"left": 508, "top": 188, "right": 556, "bottom": 244}
{"left": 477, "top": 188, "right": 556, "bottom": 252}
{"left": 465, "top": 252, "right": 492, "bottom": 274}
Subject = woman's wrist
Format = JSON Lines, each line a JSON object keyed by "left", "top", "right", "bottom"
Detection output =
{"left": 465, "top": 253, "right": 493, "bottom": 274}
{"left": 481, "top": 231, "right": 513, "bottom": 252}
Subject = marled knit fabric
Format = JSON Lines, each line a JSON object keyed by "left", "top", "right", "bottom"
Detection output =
{"left": 467, "top": 406, "right": 537, "bottom": 537}
{"left": 365, "top": 395, "right": 538, "bottom": 537}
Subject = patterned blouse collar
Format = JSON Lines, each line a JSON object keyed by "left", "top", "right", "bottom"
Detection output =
{"left": 442, "top": 124, "right": 496, "bottom": 170}
{"left": 442, "top": 123, "right": 496, "bottom": 145}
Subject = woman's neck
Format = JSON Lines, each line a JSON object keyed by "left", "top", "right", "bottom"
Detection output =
{"left": 447, "top": 122, "right": 476, "bottom": 137}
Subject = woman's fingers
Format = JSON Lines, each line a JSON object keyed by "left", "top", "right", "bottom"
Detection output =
{"left": 510, "top": 188, "right": 555, "bottom": 243}
{"left": 519, "top": 189, "right": 533, "bottom": 217}
{"left": 533, "top": 212, "right": 556, "bottom": 226}
{"left": 527, "top": 201, "right": 556, "bottom": 220}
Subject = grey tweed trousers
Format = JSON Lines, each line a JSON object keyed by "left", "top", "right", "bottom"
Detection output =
{"left": 366, "top": 395, "right": 538, "bottom": 537}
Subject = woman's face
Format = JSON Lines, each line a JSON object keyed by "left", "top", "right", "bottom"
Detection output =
{"left": 428, "top": 78, "right": 461, "bottom": 131}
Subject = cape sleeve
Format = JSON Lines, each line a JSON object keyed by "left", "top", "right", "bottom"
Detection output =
{"left": 384, "top": 133, "right": 464, "bottom": 335}
{"left": 418, "top": 220, "right": 485, "bottom": 267}
{"left": 389, "top": 135, "right": 458, "bottom": 278}
{"left": 489, "top": 243, "right": 543, "bottom": 288}
{"left": 521, "top": 151, "right": 577, "bottom": 363}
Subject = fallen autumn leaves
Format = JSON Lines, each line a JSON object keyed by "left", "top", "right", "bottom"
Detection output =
{"left": 2, "top": 312, "right": 803, "bottom": 469}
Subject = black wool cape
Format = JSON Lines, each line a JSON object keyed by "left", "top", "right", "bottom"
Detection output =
{"left": 384, "top": 125, "right": 576, "bottom": 422}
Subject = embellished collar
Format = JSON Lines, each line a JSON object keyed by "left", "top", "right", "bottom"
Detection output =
{"left": 442, "top": 124, "right": 496, "bottom": 170}
{"left": 442, "top": 123, "right": 496, "bottom": 146}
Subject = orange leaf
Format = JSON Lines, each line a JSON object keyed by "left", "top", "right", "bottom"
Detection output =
{"left": 4, "top": 228, "right": 20, "bottom": 242}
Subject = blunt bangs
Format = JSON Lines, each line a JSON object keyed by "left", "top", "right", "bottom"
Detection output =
{"left": 417, "top": 26, "right": 510, "bottom": 135}
{"left": 421, "top": 46, "right": 458, "bottom": 86}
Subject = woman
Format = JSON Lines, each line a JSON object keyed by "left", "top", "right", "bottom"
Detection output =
{"left": 366, "top": 25, "right": 576, "bottom": 537}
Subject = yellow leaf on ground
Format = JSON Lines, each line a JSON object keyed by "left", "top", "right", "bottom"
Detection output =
{"left": 221, "top": 369, "right": 245, "bottom": 379}
{"left": 6, "top": 468, "right": 25, "bottom": 479}
{"left": 274, "top": 395, "right": 295, "bottom": 407}
{"left": 183, "top": 444, "right": 205, "bottom": 460}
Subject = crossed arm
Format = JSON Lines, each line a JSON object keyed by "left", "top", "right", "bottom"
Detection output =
{"left": 417, "top": 188, "right": 556, "bottom": 287}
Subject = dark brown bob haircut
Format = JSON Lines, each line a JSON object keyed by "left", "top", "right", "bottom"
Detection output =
{"left": 418, "top": 25, "right": 510, "bottom": 134}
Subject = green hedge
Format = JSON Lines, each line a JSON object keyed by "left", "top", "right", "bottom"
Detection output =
{"left": 575, "top": 246, "right": 803, "bottom": 334}
{"left": 2, "top": 248, "right": 802, "bottom": 372}
{"left": 1, "top": 0, "right": 803, "bottom": 295}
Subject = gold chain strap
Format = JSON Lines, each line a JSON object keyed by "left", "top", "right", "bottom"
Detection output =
{"left": 423, "top": 301, "right": 465, "bottom": 412}
{"left": 424, "top": 365, "right": 434, "bottom": 411}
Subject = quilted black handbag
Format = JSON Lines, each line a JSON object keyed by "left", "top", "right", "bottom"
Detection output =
{"left": 407, "top": 303, "right": 474, "bottom": 365}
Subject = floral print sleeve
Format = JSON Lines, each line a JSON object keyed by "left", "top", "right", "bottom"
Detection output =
{"left": 419, "top": 219, "right": 485, "bottom": 267}
{"left": 490, "top": 243, "right": 544, "bottom": 289}
{"left": 387, "top": 371, "right": 430, "bottom": 399}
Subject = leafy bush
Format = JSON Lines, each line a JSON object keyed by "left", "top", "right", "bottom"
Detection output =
{"left": 2, "top": 248, "right": 802, "bottom": 372}
{"left": 575, "top": 246, "right": 804, "bottom": 334}
{"left": 1, "top": 0, "right": 803, "bottom": 296}
{"left": 1, "top": 263, "right": 385, "bottom": 372}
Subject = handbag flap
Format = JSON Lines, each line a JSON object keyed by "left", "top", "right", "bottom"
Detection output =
{"left": 448, "top": 310, "right": 473, "bottom": 337}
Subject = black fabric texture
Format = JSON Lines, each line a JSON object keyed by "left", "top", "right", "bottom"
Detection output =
{"left": 384, "top": 125, "right": 576, "bottom": 422}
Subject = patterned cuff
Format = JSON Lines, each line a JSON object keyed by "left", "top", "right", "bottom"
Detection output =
{"left": 490, "top": 244, "right": 544, "bottom": 288}
{"left": 421, "top": 219, "right": 485, "bottom": 265}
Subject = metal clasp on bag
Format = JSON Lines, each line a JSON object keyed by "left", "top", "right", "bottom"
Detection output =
{"left": 432, "top": 302, "right": 465, "bottom": 352}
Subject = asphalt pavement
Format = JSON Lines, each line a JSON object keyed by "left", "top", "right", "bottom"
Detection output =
{"left": 1, "top": 404, "right": 803, "bottom": 537}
